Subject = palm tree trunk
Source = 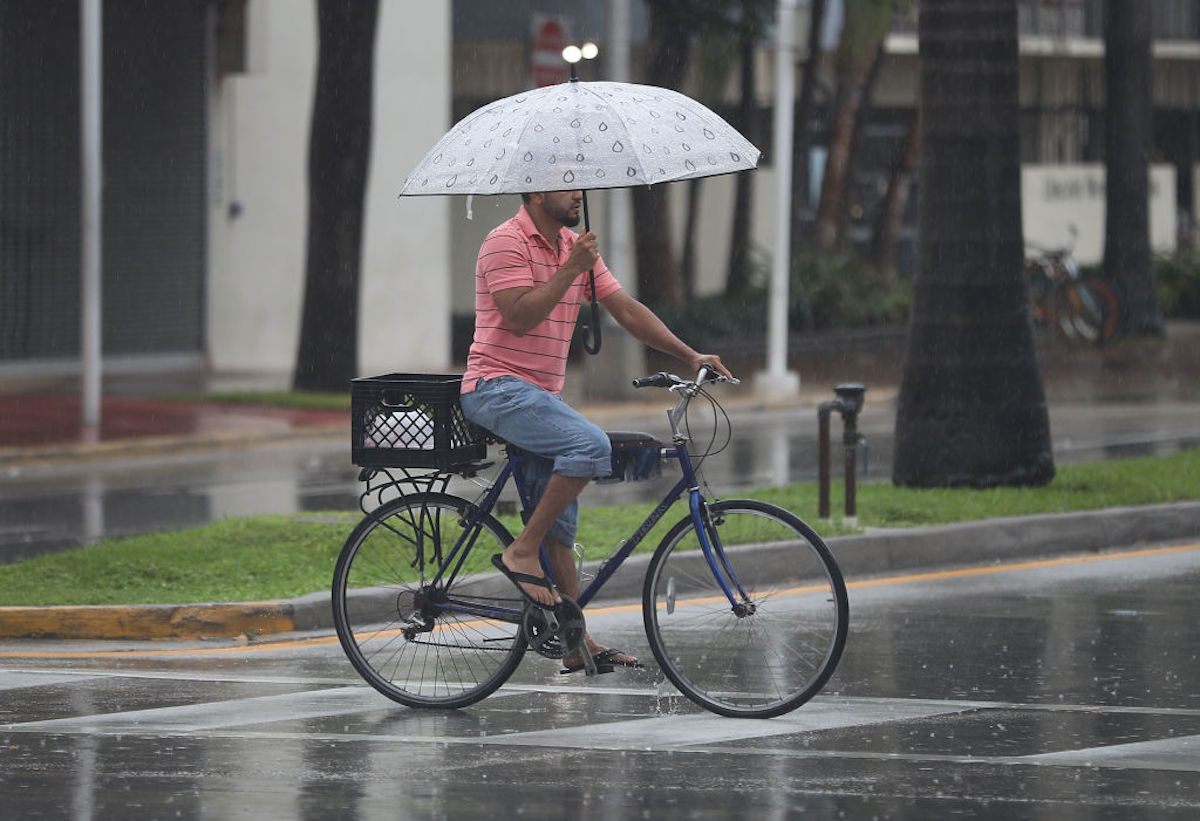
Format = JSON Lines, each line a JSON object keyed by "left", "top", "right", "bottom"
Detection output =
{"left": 294, "top": 0, "right": 379, "bottom": 391}
{"left": 893, "top": 0, "right": 1054, "bottom": 488}
{"left": 1104, "top": 0, "right": 1163, "bottom": 337}
{"left": 790, "top": 0, "right": 828, "bottom": 253}
{"left": 726, "top": 34, "right": 758, "bottom": 299}
{"left": 632, "top": 2, "right": 689, "bottom": 306}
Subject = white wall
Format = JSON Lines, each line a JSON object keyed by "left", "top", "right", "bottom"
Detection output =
{"left": 207, "top": 1, "right": 453, "bottom": 380}
{"left": 207, "top": 1, "right": 314, "bottom": 377}
{"left": 361, "top": 3, "right": 453, "bottom": 374}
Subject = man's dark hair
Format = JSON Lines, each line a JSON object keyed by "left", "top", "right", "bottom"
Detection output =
{"left": 521, "top": 193, "right": 532, "bottom": 204}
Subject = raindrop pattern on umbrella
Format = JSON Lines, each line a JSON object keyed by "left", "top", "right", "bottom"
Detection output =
{"left": 400, "top": 80, "right": 760, "bottom": 196}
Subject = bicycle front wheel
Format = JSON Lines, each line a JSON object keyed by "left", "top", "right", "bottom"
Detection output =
{"left": 643, "top": 499, "right": 848, "bottom": 718}
{"left": 332, "top": 492, "right": 525, "bottom": 709}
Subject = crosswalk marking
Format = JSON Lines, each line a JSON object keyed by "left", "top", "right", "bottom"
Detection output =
{"left": 4, "top": 670, "right": 1197, "bottom": 774}
{"left": 1022, "top": 734, "right": 1200, "bottom": 772}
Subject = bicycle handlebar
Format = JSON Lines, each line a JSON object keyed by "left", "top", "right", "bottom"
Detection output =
{"left": 631, "top": 369, "right": 739, "bottom": 390}
{"left": 631, "top": 372, "right": 676, "bottom": 389}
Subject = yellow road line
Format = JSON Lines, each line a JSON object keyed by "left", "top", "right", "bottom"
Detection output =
{"left": 3, "top": 542, "right": 1197, "bottom": 660}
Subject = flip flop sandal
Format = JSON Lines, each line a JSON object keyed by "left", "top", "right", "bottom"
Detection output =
{"left": 491, "top": 554, "right": 560, "bottom": 607}
{"left": 560, "top": 647, "right": 644, "bottom": 675}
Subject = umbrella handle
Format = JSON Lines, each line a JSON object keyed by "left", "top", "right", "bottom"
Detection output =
{"left": 582, "top": 293, "right": 601, "bottom": 355}
{"left": 580, "top": 190, "right": 602, "bottom": 355}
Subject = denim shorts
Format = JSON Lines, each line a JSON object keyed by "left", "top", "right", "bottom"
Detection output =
{"left": 460, "top": 376, "right": 611, "bottom": 546}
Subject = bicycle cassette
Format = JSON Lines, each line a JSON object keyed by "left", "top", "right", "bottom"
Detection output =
{"left": 522, "top": 595, "right": 586, "bottom": 660}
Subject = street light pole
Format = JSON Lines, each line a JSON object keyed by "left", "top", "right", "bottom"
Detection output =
{"left": 756, "top": 0, "right": 801, "bottom": 399}
{"left": 80, "top": 0, "right": 103, "bottom": 433}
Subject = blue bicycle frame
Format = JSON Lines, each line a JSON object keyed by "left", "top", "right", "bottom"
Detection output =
{"left": 428, "top": 369, "right": 749, "bottom": 622}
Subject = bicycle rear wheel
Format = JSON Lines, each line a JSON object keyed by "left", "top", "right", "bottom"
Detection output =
{"left": 643, "top": 499, "right": 848, "bottom": 718}
{"left": 1054, "top": 277, "right": 1118, "bottom": 344}
{"left": 332, "top": 492, "right": 525, "bottom": 709}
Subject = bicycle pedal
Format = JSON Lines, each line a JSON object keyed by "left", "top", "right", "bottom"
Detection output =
{"left": 559, "top": 664, "right": 614, "bottom": 677}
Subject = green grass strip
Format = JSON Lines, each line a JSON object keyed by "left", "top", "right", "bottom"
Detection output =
{"left": 0, "top": 448, "right": 1195, "bottom": 607}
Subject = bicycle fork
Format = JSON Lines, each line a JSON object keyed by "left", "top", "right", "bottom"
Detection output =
{"left": 689, "top": 492, "right": 753, "bottom": 615}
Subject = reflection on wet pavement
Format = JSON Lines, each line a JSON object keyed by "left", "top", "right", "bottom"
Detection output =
{"left": 3, "top": 546, "right": 1199, "bottom": 816}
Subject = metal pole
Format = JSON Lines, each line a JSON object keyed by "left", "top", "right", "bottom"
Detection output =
{"left": 756, "top": 0, "right": 800, "bottom": 398}
{"left": 80, "top": 0, "right": 103, "bottom": 431}
{"left": 769, "top": 0, "right": 796, "bottom": 377}
{"left": 818, "top": 403, "right": 834, "bottom": 518}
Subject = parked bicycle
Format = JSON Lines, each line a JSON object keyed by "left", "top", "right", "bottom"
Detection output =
{"left": 1026, "top": 227, "right": 1118, "bottom": 345}
{"left": 332, "top": 369, "right": 848, "bottom": 719}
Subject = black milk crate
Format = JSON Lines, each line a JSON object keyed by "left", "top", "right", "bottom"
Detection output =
{"left": 351, "top": 373, "right": 487, "bottom": 470}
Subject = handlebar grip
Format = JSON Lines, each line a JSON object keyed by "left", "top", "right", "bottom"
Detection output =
{"left": 631, "top": 372, "right": 674, "bottom": 389}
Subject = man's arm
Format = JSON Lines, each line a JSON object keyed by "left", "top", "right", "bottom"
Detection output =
{"left": 492, "top": 232, "right": 600, "bottom": 336}
{"left": 599, "top": 290, "right": 733, "bottom": 379}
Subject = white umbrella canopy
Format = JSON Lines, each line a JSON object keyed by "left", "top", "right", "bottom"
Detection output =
{"left": 400, "top": 80, "right": 760, "bottom": 196}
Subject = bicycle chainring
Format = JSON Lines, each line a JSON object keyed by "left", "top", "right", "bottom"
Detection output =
{"left": 522, "top": 595, "right": 586, "bottom": 660}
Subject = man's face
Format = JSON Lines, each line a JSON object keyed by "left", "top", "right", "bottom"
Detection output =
{"left": 536, "top": 190, "right": 583, "bottom": 228}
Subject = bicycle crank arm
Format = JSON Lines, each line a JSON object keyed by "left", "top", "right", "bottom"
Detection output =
{"left": 556, "top": 596, "right": 597, "bottom": 677}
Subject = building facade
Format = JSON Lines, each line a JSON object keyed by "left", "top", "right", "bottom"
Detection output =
{"left": 1, "top": 0, "right": 1197, "bottom": 384}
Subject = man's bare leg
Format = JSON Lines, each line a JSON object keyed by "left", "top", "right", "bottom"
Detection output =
{"left": 544, "top": 537, "right": 640, "bottom": 669}
{"left": 498, "top": 472, "right": 589, "bottom": 606}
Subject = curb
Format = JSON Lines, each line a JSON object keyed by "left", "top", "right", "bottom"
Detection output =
{"left": 0, "top": 601, "right": 299, "bottom": 641}
{"left": 3, "top": 502, "right": 1196, "bottom": 642}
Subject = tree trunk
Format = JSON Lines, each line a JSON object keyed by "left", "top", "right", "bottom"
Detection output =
{"left": 632, "top": 3, "right": 689, "bottom": 306}
{"left": 790, "top": 0, "right": 828, "bottom": 254}
{"left": 812, "top": 0, "right": 893, "bottom": 252}
{"left": 870, "top": 112, "right": 920, "bottom": 275}
{"left": 294, "top": 0, "right": 379, "bottom": 391}
{"left": 893, "top": 0, "right": 1054, "bottom": 488}
{"left": 726, "top": 34, "right": 758, "bottom": 299}
{"left": 1104, "top": 0, "right": 1163, "bottom": 337}
{"left": 837, "top": 39, "right": 886, "bottom": 243}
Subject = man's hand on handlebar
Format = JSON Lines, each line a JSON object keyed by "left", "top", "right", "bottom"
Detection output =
{"left": 690, "top": 354, "right": 733, "bottom": 382}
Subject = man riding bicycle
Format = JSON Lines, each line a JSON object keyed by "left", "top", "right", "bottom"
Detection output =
{"left": 459, "top": 189, "right": 731, "bottom": 673}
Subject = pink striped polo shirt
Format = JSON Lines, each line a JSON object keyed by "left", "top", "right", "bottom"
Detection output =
{"left": 462, "top": 206, "right": 622, "bottom": 395}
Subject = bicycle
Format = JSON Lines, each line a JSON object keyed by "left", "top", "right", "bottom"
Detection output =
{"left": 332, "top": 369, "right": 848, "bottom": 719}
{"left": 1026, "top": 228, "right": 1118, "bottom": 345}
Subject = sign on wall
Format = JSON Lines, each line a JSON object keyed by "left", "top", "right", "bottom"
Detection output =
{"left": 1021, "top": 164, "right": 1177, "bottom": 266}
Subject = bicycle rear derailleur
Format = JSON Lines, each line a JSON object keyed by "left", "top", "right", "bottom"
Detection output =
{"left": 521, "top": 596, "right": 598, "bottom": 676}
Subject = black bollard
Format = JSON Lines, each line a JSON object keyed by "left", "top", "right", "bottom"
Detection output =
{"left": 817, "top": 383, "right": 867, "bottom": 521}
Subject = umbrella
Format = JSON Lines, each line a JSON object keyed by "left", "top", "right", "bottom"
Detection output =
{"left": 400, "top": 79, "right": 761, "bottom": 351}
{"left": 401, "top": 80, "right": 759, "bottom": 196}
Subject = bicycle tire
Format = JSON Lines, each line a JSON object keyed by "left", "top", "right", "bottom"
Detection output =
{"left": 332, "top": 492, "right": 526, "bottom": 709}
{"left": 1053, "top": 277, "right": 1119, "bottom": 345}
{"left": 642, "top": 499, "right": 848, "bottom": 718}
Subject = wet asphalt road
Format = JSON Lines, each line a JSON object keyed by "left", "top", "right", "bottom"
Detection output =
{"left": 2, "top": 539, "right": 1198, "bottom": 818}
{"left": 3, "top": 395, "right": 1200, "bottom": 564}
